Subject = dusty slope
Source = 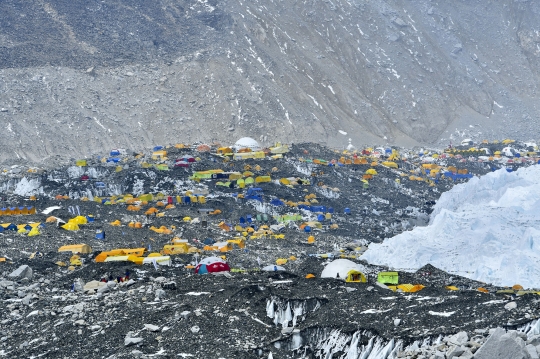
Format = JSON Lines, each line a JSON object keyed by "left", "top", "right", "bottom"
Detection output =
{"left": 0, "top": 0, "right": 539, "bottom": 163}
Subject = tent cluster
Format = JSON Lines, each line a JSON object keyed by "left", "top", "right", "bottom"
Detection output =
{"left": 95, "top": 248, "right": 171, "bottom": 266}
{"left": 214, "top": 139, "right": 289, "bottom": 161}
{"left": 0, "top": 206, "right": 36, "bottom": 216}
{"left": 0, "top": 222, "right": 44, "bottom": 236}
{"left": 61, "top": 215, "right": 89, "bottom": 231}
{"left": 161, "top": 238, "right": 200, "bottom": 255}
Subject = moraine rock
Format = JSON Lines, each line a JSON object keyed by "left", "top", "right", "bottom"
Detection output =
{"left": 8, "top": 265, "right": 32, "bottom": 280}
{"left": 475, "top": 328, "right": 532, "bottom": 359}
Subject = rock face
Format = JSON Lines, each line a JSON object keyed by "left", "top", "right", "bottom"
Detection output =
{"left": 0, "top": 0, "right": 540, "bottom": 163}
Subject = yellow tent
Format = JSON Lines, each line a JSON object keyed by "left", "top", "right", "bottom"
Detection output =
{"left": 255, "top": 176, "right": 271, "bottom": 183}
{"left": 397, "top": 284, "right": 425, "bottom": 293}
{"left": 71, "top": 216, "right": 88, "bottom": 225}
{"left": 366, "top": 168, "right": 378, "bottom": 175}
{"left": 152, "top": 150, "right": 167, "bottom": 160}
{"left": 28, "top": 227, "right": 40, "bottom": 236}
{"left": 110, "top": 220, "right": 121, "bottom": 226}
{"left": 382, "top": 161, "right": 398, "bottom": 168}
{"left": 62, "top": 222, "right": 80, "bottom": 231}
{"left": 58, "top": 244, "right": 92, "bottom": 253}
{"left": 343, "top": 270, "right": 366, "bottom": 283}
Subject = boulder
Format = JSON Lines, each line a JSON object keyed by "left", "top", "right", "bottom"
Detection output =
{"left": 475, "top": 328, "right": 532, "bottom": 359}
{"left": 526, "top": 344, "right": 539, "bottom": 359}
{"left": 144, "top": 324, "right": 160, "bottom": 332}
{"left": 505, "top": 301, "right": 518, "bottom": 310}
{"left": 8, "top": 265, "right": 32, "bottom": 280}
{"left": 447, "top": 345, "right": 465, "bottom": 358}
{"left": 448, "top": 331, "right": 469, "bottom": 346}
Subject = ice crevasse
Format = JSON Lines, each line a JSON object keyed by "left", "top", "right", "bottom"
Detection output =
{"left": 362, "top": 166, "right": 540, "bottom": 288}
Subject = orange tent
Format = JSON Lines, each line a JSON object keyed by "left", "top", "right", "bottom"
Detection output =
{"left": 218, "top": 222, "right": 231, "bottom": 232}
{"left": 145, "top": 207, "right": 158, "bottom": 216}
{"left": 196, "top": 144, "right": 211, "bottom": 152}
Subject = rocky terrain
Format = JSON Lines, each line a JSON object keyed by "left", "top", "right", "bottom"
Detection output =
{"left": 1, "top": 141, "right": 539, "bottom": 358}
{"left": 1, "top": 0, "right": 540, "bottom": 163}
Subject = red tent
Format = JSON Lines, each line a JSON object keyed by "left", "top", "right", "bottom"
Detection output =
{"left": 195, "top": 257, "right": 230, "bottom": 274}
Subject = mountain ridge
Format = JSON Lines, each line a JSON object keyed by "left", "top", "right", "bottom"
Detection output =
{"left": 0, "top": 0, "right": 539, "bottom": 163}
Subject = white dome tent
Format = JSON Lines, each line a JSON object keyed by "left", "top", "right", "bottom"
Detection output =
{"left": 234, "top": 137, "right": 261, "bottom": 152}
{"left": 321, "top": 259, "right": 367, "bottom": 283}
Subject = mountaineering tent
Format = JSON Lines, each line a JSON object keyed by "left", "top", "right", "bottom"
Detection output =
{"left": 377, "top": 271, "right": 399, "bottom": 285}
{"left": 195, "top": 256, "right": 231, "bottom": 274}
{"left": 142, "top": 256, "right": 171, "bottom": 266}
{"left": 234, "top": 137, "right": 261, "bottom": 152}
{"left": 321, "top": 259, "right": 367, "bottom": 283}
{"left": 58, "top": 244, "right": 92, "bottom": 254}
{"left": 71, "top": 216, "right": 88, "bottom": 225}
{"left": 62, "top": 222, "right": 80, "bottom": 231}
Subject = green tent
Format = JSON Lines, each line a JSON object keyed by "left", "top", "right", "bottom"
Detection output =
{"left": 377, "top": 271, "right": 399, "bottom": 285}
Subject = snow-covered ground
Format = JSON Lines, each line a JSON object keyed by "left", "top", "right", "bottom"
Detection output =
{"left": 363, "top": 166, "right": 540, "bottom": 288}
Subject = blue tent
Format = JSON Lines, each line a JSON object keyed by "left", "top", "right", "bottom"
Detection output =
{"left": 95, "top": 229, "right": 105, "bottom": 240}
{"left": 86, "top": 215, "right": 95, "bottom": 223}
{"left": 344, "top": 208, "right": 351, "bottom": 215}
{"left": 304, "top": 226, "right": 311, "bottom": 233}
{"left": 110, "top": 150, "right": 120, "bottom": 156}
{"left": 0, "top": 227, "right": 3, "bottom": 233}
{"left": 270, "top": 199, "right": 285, "bottom": 206}
{"left": 197, "top": 264, "right": 209, "bottom": 275}
{"left": 317, "top": 214, "right": 325, "bottom": 221}
{"left": 310, "top": 205, "right": 327, "bottom": 213}
{"left": 107, "top": 157, "right": 121, "bottom": 163}
{"left": 153, "top": 146, "right": 163, "bottom": 151}
{"left": 203, "top": 238, "right": 215, "bottom": 245}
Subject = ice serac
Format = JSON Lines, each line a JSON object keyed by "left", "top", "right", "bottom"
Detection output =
{"left": 362, "top": 166, "right": 540, "bottom": 288}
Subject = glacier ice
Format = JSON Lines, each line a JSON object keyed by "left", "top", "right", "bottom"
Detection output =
{"left": 362, "top": 166, "right": 540, "bottom": 288}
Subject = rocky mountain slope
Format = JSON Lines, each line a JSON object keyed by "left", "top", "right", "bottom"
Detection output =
{"left": 1, "top": 0, "right": 540, "bottom": 163}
